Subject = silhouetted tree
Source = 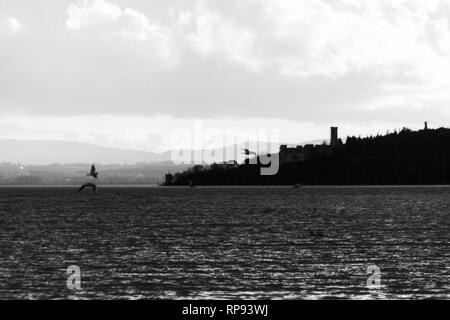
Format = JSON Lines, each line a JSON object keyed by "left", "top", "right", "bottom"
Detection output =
{"left": 170, "top": 127, "right": 450, "bottom": 185}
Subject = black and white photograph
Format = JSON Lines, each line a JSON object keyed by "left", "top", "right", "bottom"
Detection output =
{"left": 0, "top": 0, "right": 449, "bottom": 306}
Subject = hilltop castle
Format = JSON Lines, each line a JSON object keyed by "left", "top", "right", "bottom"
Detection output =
{"left": 279, "top": 127, "right": 342, "bottom": 164}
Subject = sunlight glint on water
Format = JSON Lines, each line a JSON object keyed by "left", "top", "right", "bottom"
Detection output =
{"left": 0, "top": 186, "right": 448, "bottom": 299}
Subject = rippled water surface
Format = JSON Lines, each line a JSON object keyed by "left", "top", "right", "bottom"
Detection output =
{"left": 0, "top": 186, "right": 448, "bottom": 299}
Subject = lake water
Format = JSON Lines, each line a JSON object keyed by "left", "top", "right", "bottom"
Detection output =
{"left": 0, "top": 186, "right": 448, "bottom": 299}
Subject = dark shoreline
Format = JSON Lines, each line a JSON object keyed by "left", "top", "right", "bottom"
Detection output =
{"left": 2, "top": 184, "right": 450, "bottom": 188}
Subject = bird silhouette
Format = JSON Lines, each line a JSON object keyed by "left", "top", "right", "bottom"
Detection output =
{"left": 242, "top": 149, "right": 257, "bottom": 156}
{"left": 86, "top": 164, "right": 98, "bottom": 179}
{"left": 78, "top": 182, "right": 97, "bottom": 194}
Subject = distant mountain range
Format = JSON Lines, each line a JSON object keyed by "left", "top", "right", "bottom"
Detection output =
{"left": 0, "top": 139, "right": 172, "bottom": 165}
{"left": 0, "top": 138, "right": 328, "bottom": 185}
{"left": 0, "top": 139, "right": 327, "bottom": 165}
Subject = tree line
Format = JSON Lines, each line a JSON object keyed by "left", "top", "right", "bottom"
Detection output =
{"left": 169, "top": 127, "right": 450, "bottom": 185}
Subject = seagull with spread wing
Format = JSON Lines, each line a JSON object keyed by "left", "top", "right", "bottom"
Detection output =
{"left": 78, "top": 182, "right": 97, "bottom": 194}
{"left": 79, "top": 164, "right": 99, "bottom": 194}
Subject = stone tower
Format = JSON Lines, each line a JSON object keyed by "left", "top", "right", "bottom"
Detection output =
{"left": 330, "top": 127, "right": 338, "bottom": 147}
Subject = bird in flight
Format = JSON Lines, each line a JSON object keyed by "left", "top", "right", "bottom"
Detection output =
{"left": 242, "top": 149, "right": 257, "bottom": 156}
{"left": 87, "top": 164, "right": 99, "bottom": 179}
{"left": 78, "top": 182, "right": 97, "bottom": 194}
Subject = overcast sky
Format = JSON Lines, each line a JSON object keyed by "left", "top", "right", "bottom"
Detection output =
{"left": 1, "top": 0, "right": 450, "bottom": 152}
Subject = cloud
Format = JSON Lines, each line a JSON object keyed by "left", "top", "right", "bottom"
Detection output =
{"left": 63, "top": 0, "right": 450, "bottom": 81}
{"left": 157, "top": 0, "right": 450, "bottom": 123}
{"left": 66, "top": 0, "right": 122, "bottom": 31}
{"left": 170, "top": 0, "right": 450, "bottom": 82}
{"left": 6, "top": 17, "right": 21, "bottom": 33}
{"left": 66, "top": 0, "right": 175, "bottom": 62}
{"left": 169, "top": 3, "right": 260, "bottom": 71}
{"left": 0, "top": 16, "right": 21, "bottom": 35}
{"left": 1, "top": 0, "right": 450, "bottom": 130}
{"left": 67, "top": 0, "right": 158, "bottom": 40}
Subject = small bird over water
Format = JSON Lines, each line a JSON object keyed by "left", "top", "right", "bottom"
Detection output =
{"left": 87, "top": 164, "right": 99, "bottom": 179}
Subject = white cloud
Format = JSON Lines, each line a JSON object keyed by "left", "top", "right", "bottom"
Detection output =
{"left": 66, "top": 0, "right": 175, "bottom": 62}
{"left": 170, "top": 0, "right": 450, "bottom": 82}
{"left": 6, "top": 17, "right": 21, "bottom": 33}
{"left": 67, "top": 0, "right": 158, "bottom": 40}
{"left": 66, "top": 0, "right": 122, "bottom": 31}
{"left": 2, "top": 0, "right": 450, "bottom": 152}
{"left": 0, "top": 16, "right": 21, "bottom": 35}
{"left": 170, "top": 4, "right": 260, "bottom": 71}
{"left": 62, "top": 0, "right": 450, "bottom": 83}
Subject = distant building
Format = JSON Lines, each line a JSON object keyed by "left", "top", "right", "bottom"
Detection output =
{"left": 424, "top": 121, "right": 428, "bottom": 130}
{"left": 330, "top": 127, "right": 338, "bottom": 147}
{"left": 279, "top": 145, "right": 307, "bottom": 163}
{"left": 279, "top": 127, "right": 339, "bottom": 164}
{"left": 223, "top": 160, "right": 238, "bottom": 167}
